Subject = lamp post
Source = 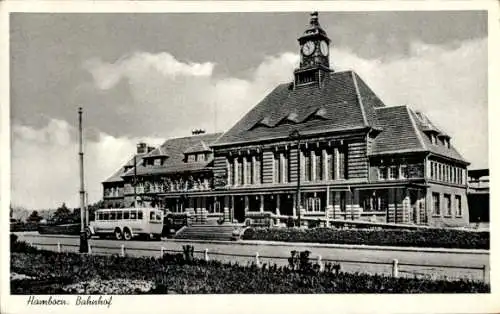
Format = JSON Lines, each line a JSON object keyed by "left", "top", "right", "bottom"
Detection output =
{"left": 289, "top": 130, "right": 302, "bottom": 227}
{"left": 78, "top": 107, "right": 89, "bottom": 253}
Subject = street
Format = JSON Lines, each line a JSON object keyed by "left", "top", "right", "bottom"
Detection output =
{"left": 15, "top": 232, "right": 490, "bottom": 283}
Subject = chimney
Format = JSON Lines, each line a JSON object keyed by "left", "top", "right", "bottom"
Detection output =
{"left": 137, "top": 143, "right": 147, "bottom": 154}
{"left": 192, "top": 129, "right": 206, "bottom": 135}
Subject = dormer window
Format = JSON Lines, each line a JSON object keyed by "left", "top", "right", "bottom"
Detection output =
{"left": 251, "top": 116, "right": 274, "bottom": 130}
{"left": 303, "top": 107, "right": 328, "bottom": 122}
{"left": 275, "top": 112, "right": 299, "bottom": 126}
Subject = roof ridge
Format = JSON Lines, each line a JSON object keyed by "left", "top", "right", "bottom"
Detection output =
{"left": 374, "top": 104, "right": 408, "bottom": 111}
{"left": 351, "top": 71, "right": 369, "bottom": 127}
{"left": 406, "top": 106, "right": 427, "bottom": 151}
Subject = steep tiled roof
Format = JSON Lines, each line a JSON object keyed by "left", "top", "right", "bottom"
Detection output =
{"left": 184, "top": 140, "right": 211, "bottom": 154}
{"left": 370, "top": 106, "right": 425, "bottom": 155}
{"left": 213, "top": 70, "right": 385, "bottom": 146}
{"left": 123, "top": 133, "right": 222, "bottom": 177}
{"left": 103, "top": 151, "right": 149, "bottom": 183}
{"left": 144, "top": 147, "right": 168, "bottom": 158}
{"left": 370, "top": 106, "right": 467, "bottom": 163}
{"left": 409, "top": 110, "right": 467, "bottom": 163}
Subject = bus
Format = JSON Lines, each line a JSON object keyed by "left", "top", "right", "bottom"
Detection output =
{"left": 88, "top": 207, "right": 164, "bottom": 241}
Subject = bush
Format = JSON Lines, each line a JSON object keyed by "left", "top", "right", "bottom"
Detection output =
{"left": 11, "top": 234, "right": 38, "bottom": 253}
{"left": 241, "top": 227, "right": 489, "bottom": 250}
{"left": 10, "top": 247, "right": 490, "bottom": 294}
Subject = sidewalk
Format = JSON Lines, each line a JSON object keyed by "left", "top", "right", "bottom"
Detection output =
{"left": 17, "top": 231, "right": 489, "bottom": 255}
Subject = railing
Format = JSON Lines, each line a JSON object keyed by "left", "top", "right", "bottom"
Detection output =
{"left": 31, "top": 241, "right": 489, "bottom": 283}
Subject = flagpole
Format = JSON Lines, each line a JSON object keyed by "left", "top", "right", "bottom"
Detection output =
{"left": 134, "top": 154, "right": 137, "bottom": 208}
{"left": 78, "top": 107, "right": 89, "bottom": 253}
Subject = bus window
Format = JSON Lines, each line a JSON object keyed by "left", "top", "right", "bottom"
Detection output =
{"left": 156, "top": 213, "right": 162, "bottom": 221}
{"left": 96, "top": 213, "right": 101, "bottom": 221}
{"left": 130, "top": 211, "right": 137, "bottom": 220}
{"left": 150, "top": 212, "right": 155, "bottom": 221}
{"left": 116, "top": 211, "right": 122, "bottom": 220}
{"left": 103, "top": 212, "right": 109, "bottom": 220}
{"left": 124, "top": 211, "right": 130, "bottom": 219}
{"left": 110, "top": 212, "right": 116, "bottom": 220}
{"left": 138, "top": 210, "right": 143, "bottom": 220}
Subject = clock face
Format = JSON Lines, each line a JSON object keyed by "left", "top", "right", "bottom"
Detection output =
{"left": 302, "top": 41, "right": 315, "bottom": 56}
{"left": 320, "top": 40, "right": 329, "bottom": 56}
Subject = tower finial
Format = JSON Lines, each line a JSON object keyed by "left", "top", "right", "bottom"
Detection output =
{"left": 310, "top": 11, "right": 319, "bottom": 26}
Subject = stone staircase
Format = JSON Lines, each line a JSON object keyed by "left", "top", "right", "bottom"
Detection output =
{"left": 174, "top": 224, "right": 243, "bottom": 241}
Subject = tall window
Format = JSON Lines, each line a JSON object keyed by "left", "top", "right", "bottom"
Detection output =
{"left": 237, "top": 157, "right": 244, "bottom": 185}
{"left": 273, "top": 151, "right": 289, "bottom": 183}
{"left": 400, "top": 165, "right": 408, "bottom": 179}
{"left": 340, "top": 191, "right": 346, "bottom": 212}
{"left": 432, "top": 192, "right": 440, "bottom": 216}
{"left": 227, "top": 158, "right": 233, "bottom": 186}
{"left": 455, "top": 195, "right": 462, "bottom": 216}
{"left": 327, "top": 151, "right": 334, "bottom": 180}
{"left": 338, "top": 145, "right": 346, "bottom": 179}
{"left": 245, "top": 156, "right": 252, "bottom": 184}
{"left": 283, "top": 151, "right": 290, "bottom": 183}
{"left": 444, "top": 194, "right": 452, "bottom": 216}
{"left": 360, "top": 190, "right": 388, "bottom": 212}
{"left": 255, "top": 155, "right": 262, "bottom": 184}
{"left": 303, "top": 151, "right": 312, "bottom": 181}
{"left": 388, "top": 166, "right": 397, "bottom": 180}
{"left": 315, "top": 150, "right": 322, "bottom": 181}
{"left": 378, "top": 167, "right": 387, "bottom": 180}
{"left": 273, "top": 152, "right": 280, "bottom": 183}
{"left": 305, "top": 193, "right": 323, "bottom": 212}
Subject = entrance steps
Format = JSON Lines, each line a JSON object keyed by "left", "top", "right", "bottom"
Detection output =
{"left": 174, "top": 224, "right": 242, "bottom": 241}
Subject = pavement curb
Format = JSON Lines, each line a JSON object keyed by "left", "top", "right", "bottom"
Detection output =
{"left": 17, "top": 232, "right": 489, "bottom": 255}
{"left": 165, "top": 238, "right": 490, "bottom": 255}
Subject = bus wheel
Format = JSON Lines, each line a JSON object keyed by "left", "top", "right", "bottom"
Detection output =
{"left": 114, "top": 228, "right": 123, "bottom": 240}
{"left": 123, "top": 228, "right": 132, "bottom": 241}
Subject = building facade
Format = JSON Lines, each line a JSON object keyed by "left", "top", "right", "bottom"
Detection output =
{"left": 102, "top": 12, "right": 470, "bottom": 228}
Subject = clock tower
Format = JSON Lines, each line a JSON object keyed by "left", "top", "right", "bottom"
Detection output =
{"left": 294, "top": 12, "right": 332, "bottom": 87}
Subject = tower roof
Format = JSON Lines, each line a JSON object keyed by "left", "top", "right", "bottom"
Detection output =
{"left": 213, "top": 70, "right": 384, "bottom": 146}
{"left": 299, "top": 11, "right": 329, "bottom": 42}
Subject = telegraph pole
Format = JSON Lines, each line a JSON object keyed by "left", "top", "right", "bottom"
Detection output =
{"left": 78, "top": 107, "right": 89, "bottom": 253}
{"left": 134, "top": 154, "right": 138, "bottom": 208}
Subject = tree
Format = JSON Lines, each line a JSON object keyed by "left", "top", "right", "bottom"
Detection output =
{"left": 27, "top": 210, "right": 42, "bottom": 223}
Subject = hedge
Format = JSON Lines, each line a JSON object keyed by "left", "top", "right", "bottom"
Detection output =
{"left": 241, "top": 227, "right": 490, "bottom": 250}
{"left": 10, "top": 238, "right": 489, "bottom": 294}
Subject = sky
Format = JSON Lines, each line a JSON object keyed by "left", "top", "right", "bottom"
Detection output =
{"left": 9, "top": 11, "right": 488, "bottom": 209}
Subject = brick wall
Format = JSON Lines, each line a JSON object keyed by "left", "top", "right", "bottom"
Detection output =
{"left": 426, "top": 183, "right": 469, "bottom": 227}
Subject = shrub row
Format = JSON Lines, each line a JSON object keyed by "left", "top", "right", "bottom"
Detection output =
{"left": 10, "top": 240, "right": 489, "bottom": 294}
{"left": 10, "top": 222, "right": 39, "bottom": 232}
{"left": 37, "top": 223, "right": 81, "bottom": 235}
{"left": 241, "top": 227, "right": 490, "bottom": 250}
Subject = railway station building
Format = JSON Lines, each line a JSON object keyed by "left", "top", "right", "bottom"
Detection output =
{"left": 102, "top": 12, "right": 470, "bottom": 228}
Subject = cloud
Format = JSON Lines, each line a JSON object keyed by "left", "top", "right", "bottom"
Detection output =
{"left": 331, "top": 38, "right": 487, "bottom": 168}
{"left": 11, "top": 37, "right": 487, "bottom": 209}
{"left": 84, "top": 52, "right": 215, "bottom": 90}
{"left": 11, "top": 119, "right": 163, "bottom": 209}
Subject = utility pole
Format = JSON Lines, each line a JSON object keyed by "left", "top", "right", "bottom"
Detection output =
{"left": 134, "top": 154, "right": 137, "bottom": 208}
{"left": 78, "top": 107, "right": 89, "bottom": 253}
